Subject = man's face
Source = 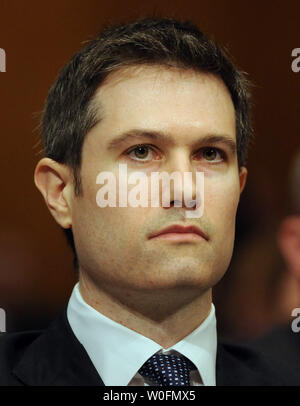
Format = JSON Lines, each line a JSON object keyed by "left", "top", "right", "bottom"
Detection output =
{"left": 70, "top": 65, "right": 246, "bottom": 294}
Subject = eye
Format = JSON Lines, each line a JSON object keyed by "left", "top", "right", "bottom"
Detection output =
{"left": 195, "top": 147, "right": 225, "bottom": 163}
{"left": 125, "top": 144, "right": 160, "bottom": 162}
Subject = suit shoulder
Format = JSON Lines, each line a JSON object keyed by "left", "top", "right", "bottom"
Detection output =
{"left": 218, "top": 340, "right": 300, "bottom": 385}
{"left": 0, "top": 330, "right": 42, "bottom": 385}
{"left": 249, "top": 325, "right": 300, "bottom": 367}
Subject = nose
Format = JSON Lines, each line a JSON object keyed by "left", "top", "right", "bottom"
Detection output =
{"left": 154, "top": 152, "right": 203, "bottom": 216}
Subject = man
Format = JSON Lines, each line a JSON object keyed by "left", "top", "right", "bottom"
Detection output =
{"left": 0, "top": 18, "right": 297, "bottom": 386}
{"left": 249, "top": 151, "right": 300, "bottom": 368}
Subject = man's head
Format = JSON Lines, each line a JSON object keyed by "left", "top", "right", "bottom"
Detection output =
{"left": 278, "top": 151, "right": 300, "bottom": 279}
{"left": 34, "top": 18, "right": 250, "bottom": 305}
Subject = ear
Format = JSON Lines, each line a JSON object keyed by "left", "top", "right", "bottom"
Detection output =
{"left": 34, "top": 158, "right": 74, "bottom": 229}
{"left": 278, "top": 216, "right": 300, "bottom": 278}
{"left": 239, "top": 166, "right": 248, "bottom": 194}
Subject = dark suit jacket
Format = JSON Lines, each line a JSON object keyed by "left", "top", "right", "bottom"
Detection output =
{"left": 248, "top": 324, "right": 300, "bottom": 372}
{"left": 0, "top": 308, "right": 298, "bottom": 386}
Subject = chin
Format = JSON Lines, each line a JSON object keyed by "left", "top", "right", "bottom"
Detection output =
{"left": 130, "top": 270, "right": 215, "bottom": 292}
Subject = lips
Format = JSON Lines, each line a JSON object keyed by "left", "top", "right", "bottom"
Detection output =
{"left": 149, "top": 225, "right": 208, "bottom": 241}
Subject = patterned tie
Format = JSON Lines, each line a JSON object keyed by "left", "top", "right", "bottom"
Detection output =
{"left": 138, "top": 352, "right": 197, "bottom": 386}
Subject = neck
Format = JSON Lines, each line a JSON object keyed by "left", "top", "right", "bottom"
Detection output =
{"left": 78, "top": 272, "right": 212, "bottom": 348}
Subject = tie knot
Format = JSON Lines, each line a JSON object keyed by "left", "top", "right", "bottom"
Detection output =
{"left": 138, "top": 351, "right": 197, "bottom": 386}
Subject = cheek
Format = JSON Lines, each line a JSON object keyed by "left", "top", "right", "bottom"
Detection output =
{"left": 76, "top": 162, "right": 149, "bottom": 236}
{"left": 73, "top": 191, "right": 150, "bottom": 256}
{"left": 204, "top": 175, "right": 240, "bottom": 229}
{"left": 203, "top": 176, "right": 240, "bottom": 275}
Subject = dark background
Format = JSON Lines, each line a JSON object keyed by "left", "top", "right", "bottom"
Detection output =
{"left": 0, "top": 0, "right": 299, "bottom": 338}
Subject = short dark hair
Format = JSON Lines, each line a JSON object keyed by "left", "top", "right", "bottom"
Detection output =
{"left": 40, "top": 17, "right": 253, "bottom": 267}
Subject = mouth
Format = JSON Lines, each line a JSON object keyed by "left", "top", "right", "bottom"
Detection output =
{"left": 148, "top": 225, "right": 208, "bottom": 242}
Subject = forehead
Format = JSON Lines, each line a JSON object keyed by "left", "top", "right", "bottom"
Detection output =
{"left": 89, "top": 65, "right": 236, "bottom": 145}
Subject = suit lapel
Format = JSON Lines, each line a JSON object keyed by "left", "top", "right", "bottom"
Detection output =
{"left": 12, "top": 308, "right": 104, "bottom": 386}
{"left": 216, "top": 341, "right": 269, "bottom": 386}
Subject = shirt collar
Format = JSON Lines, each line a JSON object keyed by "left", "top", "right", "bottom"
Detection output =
{"left": 67, "top": 283, "right": 217, "bottom": 386}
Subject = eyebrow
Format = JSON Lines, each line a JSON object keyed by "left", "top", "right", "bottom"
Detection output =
{"left": 107, "top": 129, "right": 237, "bottom": 154}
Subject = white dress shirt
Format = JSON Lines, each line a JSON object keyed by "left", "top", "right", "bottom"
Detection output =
{"left": 67, "top": 283, "right": 217, "bottom": 386}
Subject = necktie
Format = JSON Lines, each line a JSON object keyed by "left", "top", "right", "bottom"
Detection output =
{"left": 138, "top": 352, "right": 197, "bottom": 386}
